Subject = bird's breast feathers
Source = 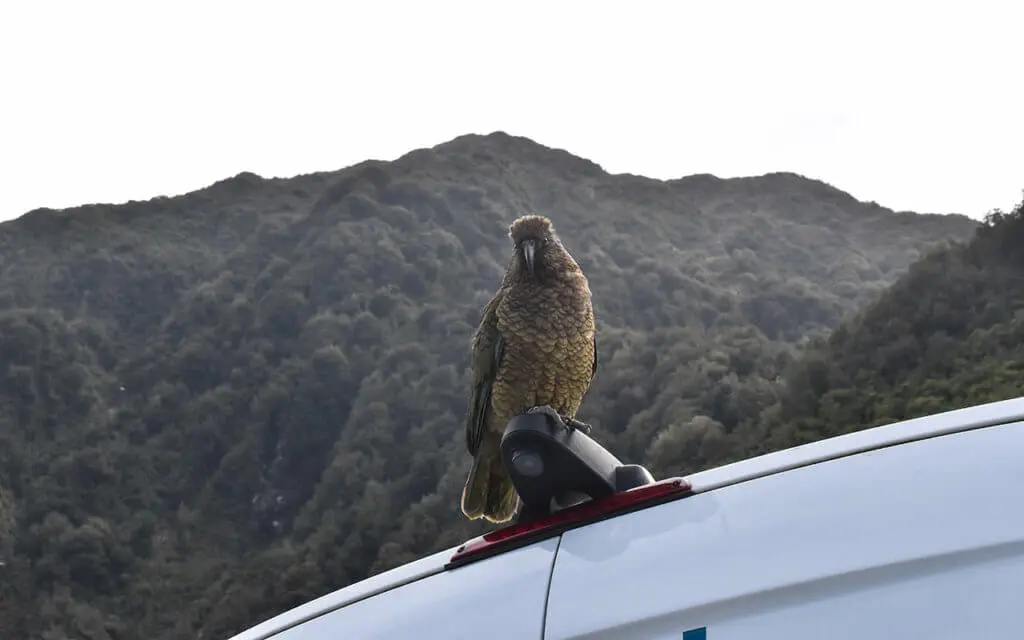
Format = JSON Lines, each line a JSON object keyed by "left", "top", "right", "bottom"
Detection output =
{"left": 493, "top": 284, "right": 596, "bottom": 373}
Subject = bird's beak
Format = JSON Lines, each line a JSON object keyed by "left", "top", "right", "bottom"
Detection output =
{"left": 522, "top": 240, "right": 536, "bottom": 275}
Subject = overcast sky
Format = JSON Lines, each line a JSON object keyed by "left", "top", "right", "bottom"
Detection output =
{"left": 1, "top": 0, "right": 1021, "bottom": 223}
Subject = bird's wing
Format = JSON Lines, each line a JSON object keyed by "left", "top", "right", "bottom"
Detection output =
{"left": 466, "top": 291, "right": 505, "bottom": 455}
{"left": 591, "top": 332, "right": 598, "bottom": 380}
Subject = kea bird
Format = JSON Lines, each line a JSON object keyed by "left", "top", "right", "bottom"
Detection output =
{"left": 460, "top": 214, "right": 597, "bottom": 524}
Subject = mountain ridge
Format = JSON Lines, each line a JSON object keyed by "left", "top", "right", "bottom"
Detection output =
{"left": 4, "top": 132, "right": 977, "bottom": 227}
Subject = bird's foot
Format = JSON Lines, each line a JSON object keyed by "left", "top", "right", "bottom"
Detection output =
{"left": 527, "top": 404, "right": 562, "bottom": 426}
{"left": 527, "top": 405, "right": 591, "bottom": 435}
{"left": 565, "top": 416, "right": 593, "bottom": 435}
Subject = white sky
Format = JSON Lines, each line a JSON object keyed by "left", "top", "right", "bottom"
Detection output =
{"left": 1, "top": 0, "right": 1021, "bottom": 222}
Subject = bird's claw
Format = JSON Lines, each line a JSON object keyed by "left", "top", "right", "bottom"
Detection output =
{"left": 565, "top": 417, "right": 593, "bottom": 434}
{"left": 527, "top": 405, "right": 591, "bottom": 435}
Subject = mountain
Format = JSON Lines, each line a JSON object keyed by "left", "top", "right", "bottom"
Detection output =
{"left": 0, "top": 132, "right": 980, "bottom": 639}
{"left": 757, "top": 192, "right": 1024, "bottom": 452}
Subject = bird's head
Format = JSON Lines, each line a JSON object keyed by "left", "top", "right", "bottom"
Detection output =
{"left": 508, "top": 214, "right": 559, "bottom": 277}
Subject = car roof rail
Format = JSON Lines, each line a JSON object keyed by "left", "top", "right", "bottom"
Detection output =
{"left": 502, "top": 411, "right": 657, "bottom": 521}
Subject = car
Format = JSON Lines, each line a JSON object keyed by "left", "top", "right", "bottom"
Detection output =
{"left": 227, "top": 396, "right": 1024, "bottom": 639}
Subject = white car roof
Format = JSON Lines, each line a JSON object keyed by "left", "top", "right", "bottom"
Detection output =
{"left": 228, "top": 395, "right": 1024, "bottom": 639}
{"left": 228, "top": 544, "right": 458, "bottom": 640}
{"left": 685, "top": 395, "right": 1024, "bottom": 493}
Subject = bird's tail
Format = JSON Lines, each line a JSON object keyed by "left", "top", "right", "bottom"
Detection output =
{"left": 461, "top": 436, "right": 519, "bottom": 524}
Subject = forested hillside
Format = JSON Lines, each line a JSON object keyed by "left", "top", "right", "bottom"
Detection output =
{"left": 0, "top": 132, "right": 983, "bottom": 639}
{"left": 759, "top": 193, "right": 1024, "bottom": 452}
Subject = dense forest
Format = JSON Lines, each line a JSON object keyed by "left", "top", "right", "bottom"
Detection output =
{"left": 0, "top": 132, "right": 1015, "bottom": 639}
